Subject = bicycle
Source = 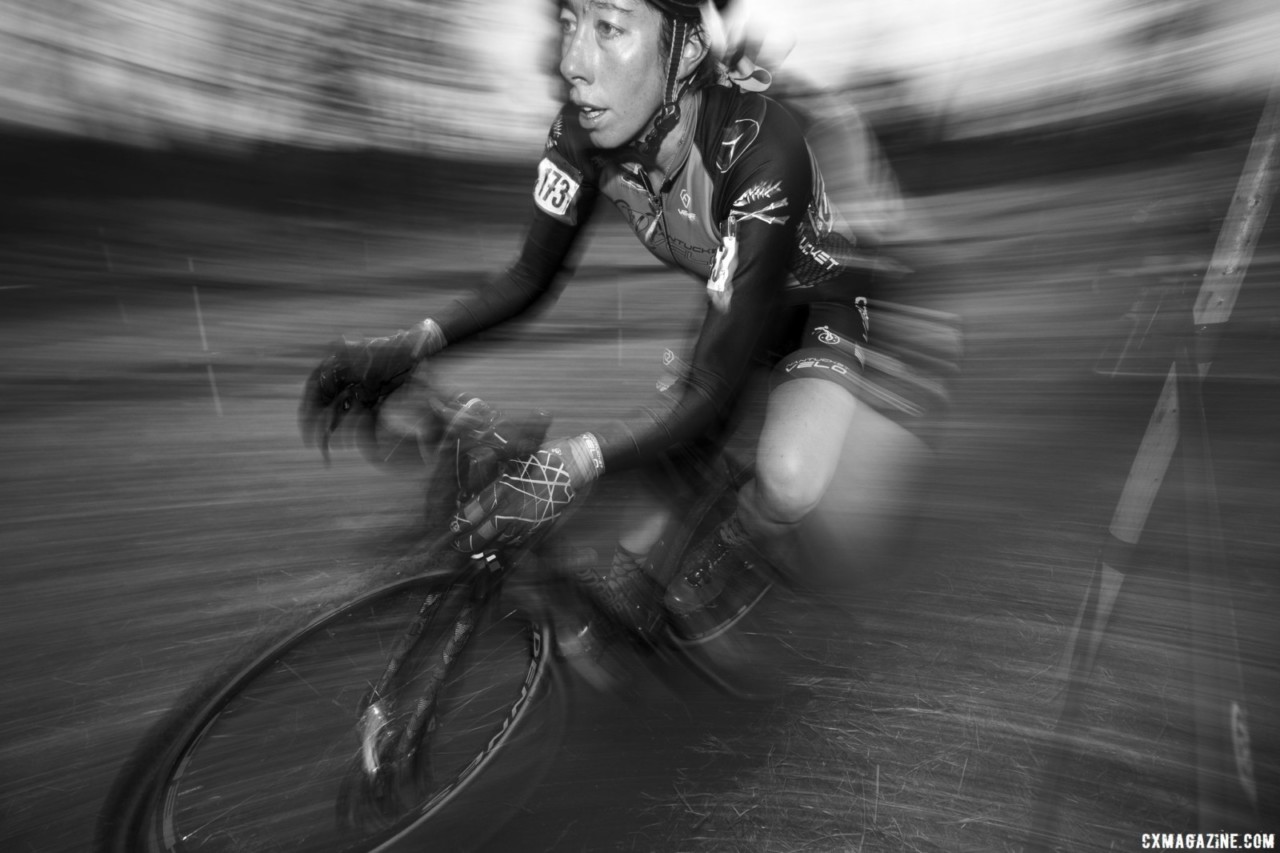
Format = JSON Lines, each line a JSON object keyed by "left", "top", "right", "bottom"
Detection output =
{"left": 95, "top": 373, "right": 798, "bottom": 853}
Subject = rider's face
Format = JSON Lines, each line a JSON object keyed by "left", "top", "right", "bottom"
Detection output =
{"left": 558, "top": 0, "right": 669, "bottom": 150}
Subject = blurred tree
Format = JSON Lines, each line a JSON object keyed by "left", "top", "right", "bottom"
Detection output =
{"left": 1117, "top": 0, "right": 1218, "bottom": 102}
{"left": 1123, "top": 0, "right": 1215, "bottom": 48}
{"left": 302, "top": 0, "right": 376, "bottom": 144}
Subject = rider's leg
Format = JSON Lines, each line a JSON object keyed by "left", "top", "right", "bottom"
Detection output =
{"left": 666, "top": 295, "right": 958, "bottom": 613}
{"left": 617, "top": 500, "right": 672, "bottom": 557}
{"left": 581, "top": 404, "right": 746, "bottom": 633}
{"left": 664, "top": 376, "right": 856, "bottom": 615}
{"left": 736, "top": 376, "right": 858, "bottom": 563}
{"left": 571, "top": 483, "right": 673, "bottom": 637}
{"left": 666, "top": 297, "right": 870, "bottom": 615}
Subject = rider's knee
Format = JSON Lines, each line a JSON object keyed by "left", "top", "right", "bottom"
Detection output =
{"left": 752, "top": 445, "right": 831, "bottom": 526}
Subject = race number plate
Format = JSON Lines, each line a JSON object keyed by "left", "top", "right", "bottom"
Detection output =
{"left": 534, "top": 157, "right": 581, "bottom": 220}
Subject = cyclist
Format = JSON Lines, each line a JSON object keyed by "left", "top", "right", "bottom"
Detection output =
{"left": 301, "top": 0, "right": 949, "bottom": 637}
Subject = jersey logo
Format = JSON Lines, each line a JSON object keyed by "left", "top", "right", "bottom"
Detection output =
{"left": 716, "top": 119, "right": 760, "bottom": 172}
{"left": 677, "top": 187, "right": 697, "bottom": 223}
{"left": 613, "top": 198, "right": 658, "bottom": 243}
{"left": 730, "top": 198, "right": 788, "bottom": 227}
{"left": 730, "top": 178, "right": 788, "bottom": 228}
{"left": 733, "top": 180, "right": 781, "bottom": 207}
{"left": 534, "top": 156, "right": 581, "bottom": 220}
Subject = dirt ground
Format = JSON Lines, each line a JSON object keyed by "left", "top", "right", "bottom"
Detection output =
{"left": 1, "top": 128, "right": 1278, "bottom": 853}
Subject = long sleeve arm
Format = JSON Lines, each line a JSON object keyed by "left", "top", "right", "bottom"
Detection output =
{"left": 594, "top": 105, "right": 811, "bottom": 470}
{"left": 431, "top": 202, "right": 590, "bottom": 343}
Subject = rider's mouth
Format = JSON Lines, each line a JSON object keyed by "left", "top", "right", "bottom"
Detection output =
{"left": 576, "top": 104, "right": 606, "bottom": 126}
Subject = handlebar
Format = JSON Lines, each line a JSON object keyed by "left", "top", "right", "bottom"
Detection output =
{"left": 350, "top": 374, "right": 553, "bottom": 500}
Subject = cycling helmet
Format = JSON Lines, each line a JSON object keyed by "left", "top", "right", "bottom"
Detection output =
{"left": 648, "top": 0, "right": 729, "bottom": 19}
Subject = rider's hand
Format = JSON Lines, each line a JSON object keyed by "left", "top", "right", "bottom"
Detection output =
{"left": 451, "top": 433, "right": 605, "bottom": 553}
{"left": 299, "top": 320, "right": 446, "bottom": 455}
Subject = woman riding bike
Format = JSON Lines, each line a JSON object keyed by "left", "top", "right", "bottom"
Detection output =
{"left": 300, "top": 0, "right": 948, "bottom": 641}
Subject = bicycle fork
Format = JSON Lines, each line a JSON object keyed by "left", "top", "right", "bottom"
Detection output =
{"left": 356, "top": 555, "right": 502, "bottom": 784}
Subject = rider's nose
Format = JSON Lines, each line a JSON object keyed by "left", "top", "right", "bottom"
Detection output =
{"left": 559, "top": 26, "right": 591, "bottom": 85}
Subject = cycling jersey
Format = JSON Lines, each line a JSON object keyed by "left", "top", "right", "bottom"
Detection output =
{"left": 433, "top": 83, "right": 897, "bottom": 470}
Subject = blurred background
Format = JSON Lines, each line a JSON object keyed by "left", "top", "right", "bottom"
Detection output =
{"left": 0, "top": 0, "right": 1276, "bottom": 154}
{"left": 2, "top": 2, "right": 1279, "bottom": 852}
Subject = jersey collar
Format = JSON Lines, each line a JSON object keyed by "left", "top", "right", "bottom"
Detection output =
{"left": 608, "top": 88, "right": 702, "bottom": 190}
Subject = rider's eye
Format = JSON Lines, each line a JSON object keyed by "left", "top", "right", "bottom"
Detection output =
{"left": 558, "top": 12, "right": 576, "bottom": 35}
{"left": 596, "top": 20, "right": 622, "bottom": 38}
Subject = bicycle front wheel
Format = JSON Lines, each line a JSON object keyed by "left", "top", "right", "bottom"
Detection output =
{"left": 99, "top": 573, "right": 562, "bottom": 853}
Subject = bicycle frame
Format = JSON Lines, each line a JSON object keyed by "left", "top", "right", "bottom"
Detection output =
{"left": 347, "top": 388, "right": 552, "bottom": 797}
{"left": 343, "top": 377, "right": 773, "bottom": 798}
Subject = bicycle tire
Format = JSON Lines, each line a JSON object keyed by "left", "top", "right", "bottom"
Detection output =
{"left": 97, "top": 572, "right": 563, "bottom": 853}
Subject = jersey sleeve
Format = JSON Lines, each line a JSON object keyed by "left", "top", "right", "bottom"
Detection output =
{"left": 594, "top": 96, "right": 812, "bottom": 470}
{"left": 431, "top": 109, "right": 599, "bottom": 343}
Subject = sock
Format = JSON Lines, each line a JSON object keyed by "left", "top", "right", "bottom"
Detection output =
{"left": 579, "top": 543, "right": 658, "bottom": 633}
{"left": 611, "top": 543, "right": 649, "bottom": 577}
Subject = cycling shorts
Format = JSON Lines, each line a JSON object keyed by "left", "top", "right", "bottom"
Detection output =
{"left": 773, "top": 300, "right": 869, "bottom": 394}
{"left": 775, "top": 299, "right": 962, "bottom": 423}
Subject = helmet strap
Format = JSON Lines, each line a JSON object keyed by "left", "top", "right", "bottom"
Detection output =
{"left": 634, "top": 16, "right": 691, "bottom": 157}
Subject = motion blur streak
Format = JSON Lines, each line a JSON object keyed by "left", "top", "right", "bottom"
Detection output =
{"left": 1, "top": 2, "right": 1279, "bottom": 852}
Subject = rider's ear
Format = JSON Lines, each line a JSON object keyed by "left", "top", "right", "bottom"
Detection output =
{"left": 678, "top": 29, "right": 709, "bottom": 81}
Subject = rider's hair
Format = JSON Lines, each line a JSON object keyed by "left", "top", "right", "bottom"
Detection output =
{"left": 655, "top": 8, "right": 721, "bottom": 93}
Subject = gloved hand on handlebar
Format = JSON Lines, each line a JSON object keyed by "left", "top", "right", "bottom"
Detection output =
{"left": 299, "top": 319, "right": 446, "bottom": 456}
{"left": 451, "top": 433, "right": 605, "bottom": 554}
